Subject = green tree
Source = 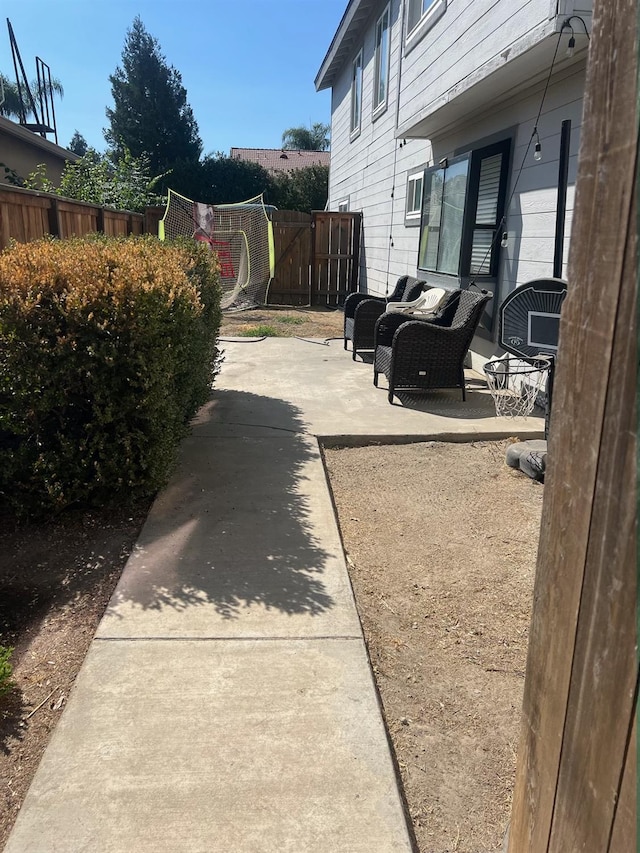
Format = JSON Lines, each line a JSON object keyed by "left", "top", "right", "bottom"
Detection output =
{"left": 0, "top": 72, "right": 63, "bottom": 121}
{"left": 270, "top": 165, "right": 328, "bottom": 213}
{"left": 105, "top": 16, "right": 202, "bottom": 175}
{"left": 166, "top": 155, "right": 274, "bottom": 205}
{"left": 281, "top": 122, "right": 330, "bottom": 151}
{"left": 68, "top": 131, "right": 88, "bottom": 156}
{"left": 24, "top": 148, "right": 164, "bottom": 212}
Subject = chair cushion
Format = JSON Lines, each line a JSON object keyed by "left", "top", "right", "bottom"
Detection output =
{"left": 431, "top": 289, "right": 462, "bottom": 327}
{"left": 385, "top": 287, "right": 447, "bottom": 316}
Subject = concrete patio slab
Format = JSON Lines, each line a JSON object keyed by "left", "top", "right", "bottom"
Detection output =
{"left": 4, "top": 639, "right": 412, "bottom": 853}
{"left": 97, "top": 433, "right": 361, "bottom": 639}
{"left": 6, "top": 333, "right": 537, "bottom": 852}
{"left": 201, "top": 337, "right": 545, "bottom": 441}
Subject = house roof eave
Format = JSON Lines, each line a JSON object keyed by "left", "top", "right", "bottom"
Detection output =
{"left": 315, "top": 0, "right": 378, "bottom": 91}
{"left": 0, "top": 115, "right": 79, "bottom": 161}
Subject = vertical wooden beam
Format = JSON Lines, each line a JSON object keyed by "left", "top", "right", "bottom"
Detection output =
{"left": 508, "top": 0, "right": 638, "bottom": 850}
{"left": 47, "top": 196, "right": 60, "bottom": 238}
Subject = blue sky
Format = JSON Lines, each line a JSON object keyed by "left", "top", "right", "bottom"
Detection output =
{"left": 1, "top": 0, "right": 346, "bottom": 155}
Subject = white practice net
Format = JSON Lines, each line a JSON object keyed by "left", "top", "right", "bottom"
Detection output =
{"left": 160, "top": 190, "right": 275, "bottom": 309}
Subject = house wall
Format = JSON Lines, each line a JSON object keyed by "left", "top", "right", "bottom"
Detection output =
{"left": 323, "top": 0, "right": 589, "bottom": 363}
{"left": 398, "top": 0, "right": 592, "bottom": 137}
{"left": 328, "top": 0, "right": 434, "bottom": 295}
{"left": 0, "top": 123, "right": 72, "bottom": 186}
{"left": 426, "top": 63, "right": 586, "bottom": 368}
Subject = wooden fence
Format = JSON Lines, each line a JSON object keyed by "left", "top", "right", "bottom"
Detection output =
{"left": 0, "top": 188, "right": 361, "bottom": 309}
{"left": 268, "top": 209, "right": 361, "bottom": 306}
{"left": 0, "top": 185, "right": 145, "bottom": 250}
{"left": 507, "top": 1, "right": 637, "bottom": 850}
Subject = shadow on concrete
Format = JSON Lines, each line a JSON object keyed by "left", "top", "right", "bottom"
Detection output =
{"left": 387, "top": 387, "right": 501, "bottom": 418}
{"left": 104, "top": 392, "right": 337, "bottom": 623}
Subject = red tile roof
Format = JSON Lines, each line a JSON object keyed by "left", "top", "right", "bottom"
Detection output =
{"left": 230, "top": 147, "right": 330, "bottom": 173}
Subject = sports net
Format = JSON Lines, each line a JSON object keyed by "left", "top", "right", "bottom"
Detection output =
{"left": 483, "top": 355, "right": 551, "bottom": 418}
{"left": 159, "top": 190, "right": 275, "bottom": 309}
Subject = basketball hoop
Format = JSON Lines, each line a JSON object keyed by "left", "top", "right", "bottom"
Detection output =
{"left": 484, "top": 355, "right": 551, "bottom": 418}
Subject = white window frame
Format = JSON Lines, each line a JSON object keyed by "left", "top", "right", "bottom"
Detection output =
{"left": 405, "top": 168, "right": 424, "bottom": 225}
{"left": 337, "top": 198, "right": 349, "bottom": 212}
{"left": 350, "top": 50, "right": 363, "bottom": 139}
{"left": 373, "top": 4, "right": 391, "bottom": 118}
{"left": 405, "top": 0, "right": 447, "bottom": 54}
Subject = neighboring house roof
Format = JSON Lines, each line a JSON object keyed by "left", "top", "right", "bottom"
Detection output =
{"left": 230, "top": 148, "right": 330, "bottom": 174}
{"left": 0, "top": 115, "right": 78, "bottom": 186}
{"left": 315, "top": 0, "right": 376, "bottom": 91}
{"left": 0, "top": 115, "right": 78, "bottom": 162}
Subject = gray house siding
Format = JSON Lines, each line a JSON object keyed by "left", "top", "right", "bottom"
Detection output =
{"left": 317, "top": 0, "right": 591, "bottom": 360}
{"left": 327, "top": 0, "right": 433, "bottom": 296}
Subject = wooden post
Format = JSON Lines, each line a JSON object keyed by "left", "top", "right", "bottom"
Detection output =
{"left": 508, "top": 1, "right": 638, "bottom": 851}
{"left": 47, "top": 197, "right": 61, "bottom": 238}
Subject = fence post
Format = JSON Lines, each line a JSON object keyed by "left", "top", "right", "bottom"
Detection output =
{"left": 47, "top": 197, "right": 60, "bottom": 237}
{"left": 507, "top": 0, "right": 638, "bottom": 850}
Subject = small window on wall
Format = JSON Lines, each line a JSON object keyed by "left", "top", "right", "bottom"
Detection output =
{"left": 337, "top": 199, "right": 349, "bottom": 212}
{"left": 418, "top": 138, "right": 511, "bottom": 280}
{"left": 350, "top": 50, "right": 363, "bottom": 137}
{"left": 405, "top": 170, "right": 424, "bottom": 225}
{"left": 407, "top": 0, "right": 438, "bottom": 33}
{"left": 373, "top": 5, "right": 390, "bottom": 116}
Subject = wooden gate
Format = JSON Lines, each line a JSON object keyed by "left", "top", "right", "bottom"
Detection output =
{"left": 268, "top": 210, "right": 312, "bottom": 305}
{"left": 268, "top": 209, "right": 361, "bottom": 306}
{"left": 311, "top": 211, "right": 361, "bottom": 306}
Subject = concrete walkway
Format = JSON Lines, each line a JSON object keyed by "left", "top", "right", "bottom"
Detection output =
{"left": 5, "top": 339, "right": 543, "bottom": 853}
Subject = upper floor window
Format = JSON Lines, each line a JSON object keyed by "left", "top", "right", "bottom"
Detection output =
{"left": 350, "top": 50, "right": 363, "bottom": 137}
{"left": 405, "top": 170, "right": 424, "bottom": 225}
{"left": 418, "top": 138, "right": 511, "bottom": 280}
{"left": 407, "top": 0, "right": 438, "bottom": 35}
{"left": 405, "top": 0, "right": 446, "bottom": 50}
{"left": 373, "top": 5, "right": 391, "bottom": 116}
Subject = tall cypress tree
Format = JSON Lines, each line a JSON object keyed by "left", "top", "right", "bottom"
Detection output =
{"left": 105, "top": 17, "right": 202, "bottom": 175}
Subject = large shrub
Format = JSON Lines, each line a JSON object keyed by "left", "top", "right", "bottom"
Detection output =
{"left": 0, "top": 235, "right": 221, "bottom": 515}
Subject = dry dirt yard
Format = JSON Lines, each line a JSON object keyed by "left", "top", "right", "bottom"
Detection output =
{"left": 323, "top": 441, "right": 543, "bottom": 853}
{"left": 0, "top": 307, "right": 543, "bottom": 852}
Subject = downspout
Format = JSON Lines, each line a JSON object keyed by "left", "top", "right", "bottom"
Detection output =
{"left": 553, "top": 119, "right": 571, "bottom": 278}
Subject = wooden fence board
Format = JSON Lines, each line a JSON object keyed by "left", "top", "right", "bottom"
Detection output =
{"left": 0, "top": 185, "right": 145, "bottom": 249}
{"left": 508, "top": 1, "right": 638, "bottom": 850}
{"left": 268, "top": 210, "right": 360, "bottom": 306}
{"left": 547, "top": 220, "right": 637, "bottom": 848}
{"left": 608, "top": 712, "right": 637, "bottom": 852}
{"left": 269, "top": 211, "right": 312, "bottom": 305}
{"left": 312, "top": 212, "right": 359, "bottom": 306}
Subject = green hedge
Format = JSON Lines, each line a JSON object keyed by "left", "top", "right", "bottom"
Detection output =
{"left": 0, "top": 235, "right": 221, "bottom": 516}
{"left": 0, "top": 645, "right": 13, "bottom": 698}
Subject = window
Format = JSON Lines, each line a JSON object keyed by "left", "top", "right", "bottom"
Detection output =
{"left": 406, "top": 0, "right": 446, "bottom": 50}
{"left": 337, "top": 199, "right": 349, "bottom": 212}
{"left": 373, "top": 5, "right": 391, "bottom": 115}
{"left": 407, "top": 0, "right": 437, "bottom": 33}
{"left": 350, "top": 50, "right": 363, "bottom": 137}
{"left": 405, "top": 170, "right": 424, "bottom": 225}
{"left": 417, "top": 138, "right": 511, "bottom": 327}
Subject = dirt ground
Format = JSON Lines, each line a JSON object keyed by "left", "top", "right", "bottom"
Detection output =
{"left": 219, "top": 304, "right": 344, "bottom": 340}
{"left": 324, "top": 442, "right": 543, "bottom": 853}
{"left": 0, "top": 307, "right": 543, "bottom": 852}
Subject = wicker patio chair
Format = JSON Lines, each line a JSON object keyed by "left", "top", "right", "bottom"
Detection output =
{"left": 373, "top": 289, "right": 491, "bottom": 403}
{"left": 343, "top": 275, "right": 426, "bottom": 360}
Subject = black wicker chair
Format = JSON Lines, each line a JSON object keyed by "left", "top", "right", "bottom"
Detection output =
{"left": 373, "top": 289, "right": 492, "bottom": 403}
{"left": 343, "top": 275, "right": 426, "bottom": 360}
